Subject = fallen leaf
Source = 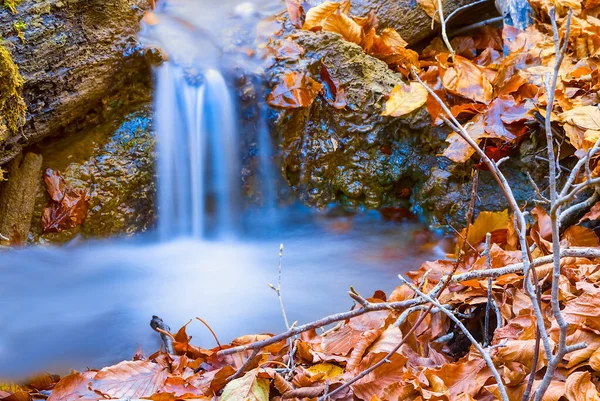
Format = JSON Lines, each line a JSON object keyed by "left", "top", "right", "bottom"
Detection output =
{"left": 561, "top": 106, "right": 600, "bottom": 131}
{"left": 91, "top": 361, "right": 168, "bottom": 399}
{"left": 440, "top": 55, "right": 494, "bottom": 104}
{"left": 320, "top": 63, "right": 348, "bottom": 109}
{"left": 41, "top": 169, "right": 90, "bottom": 234}
{"left": 565, "top": 371, "right": 600, "bottom": 401}
{"left": 267, "top": 72, "right": 323, "bottom": 109}
{"left": 382, "top": 82, "right": 428, "bottom": 117}
{"left": 417, "top": 0, "right": 439, "bottom": 21}
{"left": 303, "top": 1, "right": 341, "bottom": 30}
{"left": 285, "top": 0, "right": 304, "bottom": 28}
{"left": 322, "top": 12, "right": 362, "bottom": 45}
{"left": 580, "top": 202, "right": 600, "bottom": 223}
{"left": 221, "top": 369, "right": 269, "bottom": 401}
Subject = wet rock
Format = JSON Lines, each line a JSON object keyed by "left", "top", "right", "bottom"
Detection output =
{"left": 269, "top": 31, "right": 440, "bottom": 210}
{"left": 267, "top": 30, "right": 545, "bottom": 226}
{"left": 29, "top": 96, "right": 155, "bottom": 244}
{"left": 0, "top": 152, "right": 43, "bottom": 245}
{"left": 0, "top": 0, "right": 151, "bottom": 163}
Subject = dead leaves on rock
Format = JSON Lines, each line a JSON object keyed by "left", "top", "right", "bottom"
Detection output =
{"left": 382, "top": 82, "right": 428, "bottom": 117}
{"left": 272, "top": 0, "right": 418, "bottom": 110}
{"left": 267, "top": 72, "right": 323, "bottom": 108}
{"left": 41, "top": 169, "right": 89, "bottom": 234}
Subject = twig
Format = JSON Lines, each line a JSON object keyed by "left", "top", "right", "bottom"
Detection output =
{"left": 484, "top": 233, "right": 493, "bottom": 347}
{"left": 269, "top": 243, "right": 290, "bottom": 330}
{"left": 437, "top": 0, "right": 455, "bottom": 56}
{"left": 533, "top": 8, "right": 573, "bottom": 401}
{"left": 559, "top": 192, "right": 598, "bottom": 223}
{"left": 399, "top": 276, "right": 509, "bottom": 401}
{"left": 451, "top": 248, "right": 600, "bottom": 282}
{"left": 450, "top": 16, "right": 503, "bottom": 36}
{"left": 227, "top": 349, "right": 260, "bottom": 382}
{"left": 196, "top": 317, "right": 222, "bottom": 349}
{"left": 216, "top": 297, "right": 421, "bottom": 356}
{"left": 446, "top": 0, "right": 492, "bottom": 23}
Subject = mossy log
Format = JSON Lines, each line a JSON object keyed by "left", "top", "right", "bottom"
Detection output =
{"left": 0, "top": 0, "right": 150, "bottom": 163}
{"left": 0, "top": 151, "right": 42, "bottom": 243}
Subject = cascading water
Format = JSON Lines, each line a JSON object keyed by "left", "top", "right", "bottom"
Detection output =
{"left": 147, "top": 0, "right": 280, "bottom": 238}
{"left": 155, "top": 64, "right": 240, "bottom": 238}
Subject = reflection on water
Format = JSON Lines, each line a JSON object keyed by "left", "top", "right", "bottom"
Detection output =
{"left": 0, "top": 215, "right": 443, "bottom": 378}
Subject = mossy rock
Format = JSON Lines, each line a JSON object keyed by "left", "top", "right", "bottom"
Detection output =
{"left": 0, "top": 44, "right": 26, "bottom": 137}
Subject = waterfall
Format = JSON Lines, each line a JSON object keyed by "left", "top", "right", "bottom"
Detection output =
{"left": 155, "top": 64, "right": 241, "bottom": 239}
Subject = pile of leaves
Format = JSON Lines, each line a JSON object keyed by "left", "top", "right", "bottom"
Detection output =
{"left": 4, "top": 205, "right": 600, "bottom": 401}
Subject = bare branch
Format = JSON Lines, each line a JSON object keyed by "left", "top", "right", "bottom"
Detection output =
{"left": 533, "top": 8, "right": 573, "bottom": 401}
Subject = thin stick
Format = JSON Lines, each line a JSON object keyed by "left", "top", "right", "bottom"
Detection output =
{"left": 226, "top": 349, "right": 260, "bottom": 382}
{"left": 450, "top": 16, "right": 503, "bottom": 36}
{"left": 437, "top": 0, "right": 455, "bottom": 56}
{"left": 196, "top": 317, "right": 222, "bottom": 349}
{"left": 216, "top": 297, "right": 420, "bottom": 356}
{"left": 451, "top": 248, "right": 600, "bottom": 282}
{"left": 269, "top": 243, "right": 290, "bottom": 330}
{"left": 484, "top": 233, "right": 492, "bottom": 347}
{"left": 533, "top": 8, "right": 574, "bottom": 401}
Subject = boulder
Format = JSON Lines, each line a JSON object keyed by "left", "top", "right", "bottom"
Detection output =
{"left": 267, "top": 31, "right": 546, "bottom": 226}
{"left": 0, "top": 0, "right": 151, "bottom": 163}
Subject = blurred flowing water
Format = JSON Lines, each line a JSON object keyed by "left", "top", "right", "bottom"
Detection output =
{"left": 0, "top": 0, "right": 445, "bottom": 379}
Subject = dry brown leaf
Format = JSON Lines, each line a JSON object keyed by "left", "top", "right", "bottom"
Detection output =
{"left": 562, "top": 225, "right": 600, "bottom": 248}
{"left": 221, "top": 369, "right": 269, "bottom": 401}
{"left": 382, "top": 82, "right": 428, "bottom": 117}
{"left": 322, "top": 12, "right": 362, "bottom": 45}
{"left": 303, "top": 1, "right": 341, "bottom": 30}
{"left": 267, "top": 72, "right": 323, "bottom": 109}
{"left": 285, "top": 0, "right": 304, "bottom": 28}
{"left": 47, "top": 372, "right": 97, "bottom": 401}
{"left": 91, "top": 361, "right": 167, "bottom": 399}
{"left": 581, "top": 202, "right": 600, "bottom": 223}
{"left": 417, "top": 0, "right": 440, "bottom": 20}
{"left": 440, "top": 55, "right": 494, "bottom": 104}
{"left": 566, "top": 371, "right": 600, "bottom": 401}
{"left": 561, "top": 106, "right": 600, "bottom": 131}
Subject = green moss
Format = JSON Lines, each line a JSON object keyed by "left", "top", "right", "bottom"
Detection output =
{"left": 0, "top": 44, "right": 26, "bottom": 137}
{"left": 14, "top": 19, "right": 25, "bottom": 42}
{"left": 3, "top": 0, "right": 22, "bottom": 14}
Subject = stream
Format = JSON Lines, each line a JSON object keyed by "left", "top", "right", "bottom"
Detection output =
{"left": 0, "top": 216, "right": 443, "bottom": 378}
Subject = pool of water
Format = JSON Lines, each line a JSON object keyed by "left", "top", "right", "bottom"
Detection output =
{"left": 0, "top": 213, "right": 444, "bottom": 378}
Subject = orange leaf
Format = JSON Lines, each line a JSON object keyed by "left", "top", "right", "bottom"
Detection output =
{"left": 303, "top": 1, "right": 341, "bottom": 30}
{"left": 417, "top": 0, "right": 439, "bottom": 20}
{"left": 41, "top": 169, "right": 90, "bottom": 234}
{"left": 322, "top": 13, "right": 362, "bottom": 45}
{"left": 285, "top": 0, "right": 304, "bottom": 28}
{"left": 267, "top": 72, "right": 323, "bottom": 109}
{"left": 382, "top": 82, "right": 428, "bottom": 117}
{"left": 440, "top": 55, "right": 494, "bottom": 104}
{"left": 47, "top": 372, "right": 97, "bottom": 401}
{"left": 91, "top": 360, "right": 168, "bottom": 399}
